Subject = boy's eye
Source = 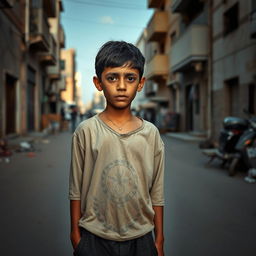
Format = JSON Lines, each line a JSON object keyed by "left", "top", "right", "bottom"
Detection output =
{"left": 107, "top": 76, "right": 117, "bottom": 82}
{"left": 127, "top": 76, "right": 136, "bottom": 82}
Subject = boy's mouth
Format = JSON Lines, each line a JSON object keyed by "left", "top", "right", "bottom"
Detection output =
{"left": 115, "top": 95, "right": 128, "bottom": 100}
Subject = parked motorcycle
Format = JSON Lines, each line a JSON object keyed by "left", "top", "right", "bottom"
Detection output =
{"left": 229, "top": 114, "right": 256, "bottom": 180}
{"left": 202, "top": 114, "right": 256, "bottom": 177}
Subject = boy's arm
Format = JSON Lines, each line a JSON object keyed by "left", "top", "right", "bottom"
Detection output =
{"left": 153, "top": 205, "right": 164, "bottom": 256}
{"left": 70, "top": 200, "right": 82, "bottom": 249}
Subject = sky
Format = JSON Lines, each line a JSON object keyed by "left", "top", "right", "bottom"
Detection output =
{"left": 61, "top": 0, "right": 153, "bottom": 105}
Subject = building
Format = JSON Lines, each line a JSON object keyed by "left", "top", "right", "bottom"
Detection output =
{"left": 60, "top": 48, "right": 76, "bottom": 105}
{"left": 170, "top": 0, "right": 210, "bottom": 136}
{"left": 145, "top": 0, "right": 171, "bottom": 128}
{"left": 133, "top": 29, "right": 152, "bottom": 117}
{"left": 145, "top": 0, "right": 256, "bottom": 140}
{"left": 0, "top": 0, "right": 66, "bottom": 137}
{"left": 211, "top": 0, "right": 256, "bottom": 138}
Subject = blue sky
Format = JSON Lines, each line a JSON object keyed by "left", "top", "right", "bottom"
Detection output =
{"left": 61, "top": 0, "right": 153, "bottom": 104}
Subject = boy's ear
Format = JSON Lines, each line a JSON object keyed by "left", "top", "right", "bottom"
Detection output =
{"left": 93, "top": 76, "right": 103, "bottom": 91}
{"left": 137, "top": 77, "right": 146, "bottom": 92}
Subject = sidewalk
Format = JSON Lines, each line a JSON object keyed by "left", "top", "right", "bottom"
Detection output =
{"left": 165, "top": 131, "right": 207, "bottom": 142}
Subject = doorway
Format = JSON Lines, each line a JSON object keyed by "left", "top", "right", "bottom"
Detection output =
{"left": 27, "top": 66, "right": 36, "bottom": 131}
{"left": 5, "top": 74, "right": 16, "bottom": 134}
{"left": 185, "top": 84, "right": 194, "bottom": 131}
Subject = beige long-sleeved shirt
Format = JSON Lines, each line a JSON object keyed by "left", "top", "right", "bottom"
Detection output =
{"left": 69, "top": 114, "right": 164, "bottom": 241}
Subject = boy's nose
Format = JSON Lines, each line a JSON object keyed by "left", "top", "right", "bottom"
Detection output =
{"left": 117, "top": 78, "right": 126, "bottom": 90}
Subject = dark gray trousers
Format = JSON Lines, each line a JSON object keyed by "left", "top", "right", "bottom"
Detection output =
{"left": 74, "top": 228, "right": 158, "bottom": 256}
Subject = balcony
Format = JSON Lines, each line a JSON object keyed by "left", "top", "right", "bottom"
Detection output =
{"left": 0, "top": 0, "right": 13, "bottom": 8}
{"left": 29, "top": 7, "right": 50, "bottom": 51}
{"left": 172, "top": 0, "right": 190, "bottom": 13}
{"left": 251, "top": 10, "right": 256, "bottom": 38}
{"left": 59, "top": 25, "right": 65, "bottom": 48}
{"left": 147, "top": 0, "right": 164, "bottom": 8}
{"left": 147, "top": 11, "right": 168, "bottom": 42}
{"left": 43, "top": 0, "right": 56, "bottom": 17}
{"left": 57, "top": 74, "right": 66, "bottom": 91}
{"left": 39, "top": 34, "right": 57, "bottom": 65}
{"left": 47, "top": 58, "right": 60, "bottom": 80}
{"left": 145, "top": 54, "right": 169, "bottom": 80}
{"left": 171, "top": 25, "right": 208, "bottom": 72}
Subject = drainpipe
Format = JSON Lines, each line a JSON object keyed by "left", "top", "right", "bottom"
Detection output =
{"left": 25, "top": 0, "right": 29, "bottom": 46}
{"left": 207, "top": 0, "right": 213, "bottom": 140}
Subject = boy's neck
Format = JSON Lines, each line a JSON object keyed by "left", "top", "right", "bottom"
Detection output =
{"left": 102, "top": 106, "right": 133, "bottom": 122}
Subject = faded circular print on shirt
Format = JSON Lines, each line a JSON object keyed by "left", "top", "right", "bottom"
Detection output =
{"left": 101, "top": 159, "right": 138, "bottom": 206}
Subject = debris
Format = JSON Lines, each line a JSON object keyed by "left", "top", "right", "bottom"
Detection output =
{"left": 27, "top": 152, "right": 36, "bottom": 158}
{"left": 0, "top": 138, "right": 12, "bottom": 159}
{"left": 41, "top": 139, "right": 50, "bottom": 144}
{"left": 244, "top": 168, "right": 256, "bottom": 183}
{"left": 16, "top": 141, "right": 36, "bottom": 152}
{"left": 20, "top": 141, "right": 31, "bottom": 150}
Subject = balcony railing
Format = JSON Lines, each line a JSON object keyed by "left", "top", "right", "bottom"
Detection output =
{"left": 147, "top": 11, "right": 168, "bottom": 42}
{"left": 171, "top": 25, "right": 208, "bottom": 72}
{"left": 172, "top": 0, "right": 190, "bottom": 13}
{"left": 147, "top": 0, "right": 164, "bottom": 8}
{"left": 250, "top": 10, "right": 256, "bottom": 38}
{"left": 47, "top": 56, "right": 60, "bottom": 80}
{"left": 39, "top": 34, "right": 57, "bottom": 65}
{"left": 145, "top": 54, "right": 169, "bottom": 80}
{"left": 57, "top": 74, "right": 66, "bottom": 91}
{"left": 29, "top": 7, "right": 50, "bottom": 51}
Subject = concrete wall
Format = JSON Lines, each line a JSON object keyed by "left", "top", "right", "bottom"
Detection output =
{"left": 212, "top": 0, "right": 256, "bottom": 139}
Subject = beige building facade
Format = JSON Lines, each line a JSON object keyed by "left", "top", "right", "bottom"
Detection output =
{"left": 144, "top": 0, "right": 256, "bottom": 140}
{"left": 0, "top": 0, "right": 66, "bottom": 137}
{"left": 60, "top": 48, "right": 76, "bottom": 105}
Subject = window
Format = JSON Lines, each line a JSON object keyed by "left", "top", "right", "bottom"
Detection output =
{"left": 248, "top": 84, "right": 256, "bottom": 114}
{"left": 223, "top": 3, "right": 239, "bottom": 36}
{"left": 60, "top": 60, "right": 65, "bottom": 70}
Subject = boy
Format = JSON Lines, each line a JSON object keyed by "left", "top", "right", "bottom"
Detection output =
{"left": 69, "top": 41, "right": 165, "bottom": 256}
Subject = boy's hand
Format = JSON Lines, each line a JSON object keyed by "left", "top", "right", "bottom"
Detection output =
{"left": 155, "top": 240, "right": 164, "bottom": 256}
{"left": 70, "top": 230, "right": 81, "bottom": 250}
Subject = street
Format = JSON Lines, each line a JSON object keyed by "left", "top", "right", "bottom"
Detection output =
{"left": 0, "top": 132, "right": 256, "bottom": 256}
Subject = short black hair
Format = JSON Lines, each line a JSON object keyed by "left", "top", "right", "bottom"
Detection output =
{"left": 95, "top": 41, "right": 145, "bottom": 80}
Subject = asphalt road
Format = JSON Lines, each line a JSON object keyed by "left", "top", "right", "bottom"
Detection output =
{"left": 0, "top": 132, "right": 255, "bottom": 256}
{"left": 162, "top": 135, "right": 256, "bottom": 256}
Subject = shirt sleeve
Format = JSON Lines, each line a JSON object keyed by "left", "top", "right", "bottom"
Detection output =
{"left": 69, "top": 133, "right": 85, "bottom": 200}
{"left": 150, "top": 135, "right": 165, "bottom": 206}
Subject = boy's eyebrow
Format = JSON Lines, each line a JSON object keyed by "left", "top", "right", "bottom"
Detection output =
{"left": 105, "top": 72, "right": 138, "bottom": 76}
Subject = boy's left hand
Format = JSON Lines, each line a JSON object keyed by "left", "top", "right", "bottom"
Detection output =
{"left": 155, "top": 241, "right": 164, "bottom": 256}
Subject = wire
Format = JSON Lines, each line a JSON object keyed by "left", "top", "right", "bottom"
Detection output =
{"left": 63, "top": 0, "right": 147, "bottom": 11}
{"left": 62, "top": 16, "right": 146, "bottom": 29}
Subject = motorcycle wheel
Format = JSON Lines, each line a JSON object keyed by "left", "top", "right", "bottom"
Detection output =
{"left": 228, "top": 158, "right": 240, "bottom": 176}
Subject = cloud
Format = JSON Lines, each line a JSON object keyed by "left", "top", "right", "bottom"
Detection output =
{"left": 100, "top": 16, "right": 114, "bottom": 24}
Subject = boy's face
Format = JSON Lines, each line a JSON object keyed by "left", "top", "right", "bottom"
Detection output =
{"left": 93, "top": 65, "right": 145, "bottom": 110}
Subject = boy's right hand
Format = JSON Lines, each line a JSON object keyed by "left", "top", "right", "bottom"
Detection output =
{"left": 71, "top": 230, "right": 81, "bottom": 250}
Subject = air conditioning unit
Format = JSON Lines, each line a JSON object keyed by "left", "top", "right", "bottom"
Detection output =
{"left": 0, "top": 0, "right": 14, "bottom": 8}
{"left": 251, "top": 11, "right": 256, "bottom": 38}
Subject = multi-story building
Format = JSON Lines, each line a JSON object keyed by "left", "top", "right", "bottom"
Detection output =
{"left": 0, "top": 0, "right": 26, "bottom": 136}
{"left": 0, "top": 0, "right": 66, "bottom": 137}
{"left": 145, "top": 0, "right": 171, "bottom": 127}
{"left": 170, "top": 0, "right": 210, "bottom": 135}
{"left": 60, "top": 48, "right": 76, "bottom": 105}
{"left": 145, "top": 0, "right": 255, "bottom": 140}
{"left": 211, "top": 0, "right": 256, "bottom": 138}
{"left": 133, "top": 29, "right": 154, "bottom": 117}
